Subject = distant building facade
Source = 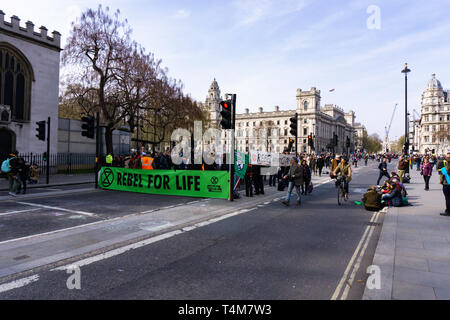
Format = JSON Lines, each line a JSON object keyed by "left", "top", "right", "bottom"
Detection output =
{"left": 0, "top": 10, "right": 61, "bottom": 156}
{"left": 206, "top": 79, "right": 360, "bottom": 154}
{"left": 416, "top": 74, "right": 450, "bottom": 154}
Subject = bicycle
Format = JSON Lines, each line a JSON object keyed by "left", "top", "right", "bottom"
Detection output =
{"left": 334, "top": 175, "right": 348, "bottom": 206}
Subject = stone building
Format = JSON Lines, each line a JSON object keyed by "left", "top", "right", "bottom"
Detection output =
{"left": 0, "top": 10, "right": 61, "bottom": 156}
{"left": 206, "top": 79, "right": 359, "bottom": 154}
{"left": 416, "top": 74, "right": 450, "bottom": 155}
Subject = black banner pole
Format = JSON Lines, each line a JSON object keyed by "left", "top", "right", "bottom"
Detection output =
{"left": 95, "top": 112, "right": 100, "bottom": 188}
{"left": 46, "top": 117, "right": 50, "bottom": 184}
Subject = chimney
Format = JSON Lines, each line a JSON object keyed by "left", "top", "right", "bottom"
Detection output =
{"left": 25, "top": 20, "right": 34, "bottom": 35}
{"left": 11, "top": 15, "right": 20, "bottom": 29}
{"left": 52, "top": 30, "right": 61, "bottom": 46}
{"left": 259, "top": 107, "right": 263, "bottom": 113}
{"left": 275, "top": 106, "right": 279, "bottom": 112}
{"left": 0, "top": 10, "right": 5, "bottom": 24}
{"left": 245, "top": 108, "right": 249, "bottom": 114}
{"left": 39, "top": 26, "right": 48, "bottom": 38}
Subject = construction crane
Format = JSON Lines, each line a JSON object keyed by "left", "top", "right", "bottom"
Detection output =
{"left": 384, "top": 103, "right": 398, "bottom": 153}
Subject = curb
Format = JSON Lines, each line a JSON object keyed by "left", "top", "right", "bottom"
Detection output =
{"left": 0, "top": 180, "right": 94, "bottom": 192}
{"left": 362, "top": 206, "right": 397, "bottom": 300}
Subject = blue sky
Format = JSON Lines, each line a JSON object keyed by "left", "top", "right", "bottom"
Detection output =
{"left": 3, "top": 0, "right": 450, "bottom": 138}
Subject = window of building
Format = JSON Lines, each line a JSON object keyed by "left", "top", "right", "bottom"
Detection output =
{"left": 284, "top": 129, "right": 287, "bottom": 136}
{"left": 303, "top": 128, "right": 307, "bottom": 135}
{"left": 304, "top": 101, "right": 308, "bottom": 110}
{"left": 285, "top": 120, "right": 288, "bottom": 125}
{"left": 253, "top": 122, "right": 256, "bottom": 126}
{"left": 0, "top": 45, "right": 32, "bottom": 121}
{"left": 277, "top": 120, "right": 280, "bottom": 125}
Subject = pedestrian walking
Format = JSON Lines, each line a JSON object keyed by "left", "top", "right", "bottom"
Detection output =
{"left": 301, "top": 159, "right": 311, "bottom": 196}
{"left": 245, "top": 165, "right": 254, "bottom": 197}
{"left": 377, "top": 158, "right": 390, "bottom": 185}
{"left": 397, "top": 156, "right": 409, "bottom": 183}
{"left": 438, "top": 153, "right": 450, "bottom": 216}
{"left": 317, "top": 155, "right": 325, "bottom": 177}
{"left": 2, "top": 151, "right": 20, "bottom": 196}
{"left": 281, "top": 158, "right": 304, "bottom": 206}
{"left": 421, "top": 157, "right": 433, "bottom": 191}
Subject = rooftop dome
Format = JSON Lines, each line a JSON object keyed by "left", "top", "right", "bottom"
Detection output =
{"left": 210, "top": 78, "right": 219, "bottom": 90}
{"left": 426, "top": 74, "right": 443, "bottom": 90}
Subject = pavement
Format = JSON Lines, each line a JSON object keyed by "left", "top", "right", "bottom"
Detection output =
{"left": 363, "top": 165, "right": 450, "bottom": 300}
{"left": 0, "top": 161, "right": 383, "bottom": 299}
{"left": 0, "top": 173, "right": 93, "bottom": 192}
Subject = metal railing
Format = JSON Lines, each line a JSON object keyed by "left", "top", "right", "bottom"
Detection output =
{"left": 0, "top": 152, "right": 96, "bottom": 175}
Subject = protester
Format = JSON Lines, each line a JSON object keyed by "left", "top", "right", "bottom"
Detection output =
{"left": 397, "top": 156, "right": 409, "bottom": 183}
{"left": 377, "top": 158, "right": 389, "bottom": 185}
{"left": 382, "top": 181, "right": 403, "bottom": 207}
{"left": 362, "top": 186, "right": 383, "bottom": 212}
{"left": 28, "top": 163, "right": 39, "bottom": 184}
{"left": 281, "top": 157, "right": 304, "bottom": 206}
{"left": 438, "top": 153, "right": 450, "bottom": 216}
{"left": 421, "top": 157, "right": 433, "bottom": 191}
{"left": 2, "top": 151, "right": 20, "bottom": 197}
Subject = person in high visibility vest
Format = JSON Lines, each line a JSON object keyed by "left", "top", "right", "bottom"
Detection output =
{"left": 141, "top": 156, "right": 154, "bottom": 170}
{"left": 105, "top": 154, "right": 113, "bottom": 167}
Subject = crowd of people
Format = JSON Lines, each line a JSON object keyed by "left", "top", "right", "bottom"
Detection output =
{"left": 361, "top": 152, "right": 450, "bottom": 216}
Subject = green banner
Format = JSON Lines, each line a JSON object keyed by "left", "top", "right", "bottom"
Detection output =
{"left": 98, "top": 167, "right": 230, "bottom": 199}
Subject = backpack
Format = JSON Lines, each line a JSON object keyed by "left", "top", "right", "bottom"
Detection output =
{"left": 1, "top": 158, "right": 12, "bottom": 173}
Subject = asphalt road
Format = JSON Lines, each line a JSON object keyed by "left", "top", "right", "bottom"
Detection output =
{"left": 0, "top": 160, "right": 386, "bottom": 300}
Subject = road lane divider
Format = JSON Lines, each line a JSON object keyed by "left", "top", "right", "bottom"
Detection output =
{"left": 331, "top": 210, "right": 380, "bottom": 300}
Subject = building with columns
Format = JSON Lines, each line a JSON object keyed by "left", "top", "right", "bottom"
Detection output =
{"left": 206, "top": 79, "right": 360, "bottom": 154}
{"left": 0, "top": 10, "right": 61, "bottom": 157}
{"left": 415, "top": 74, "right": 450, "bottom": 155}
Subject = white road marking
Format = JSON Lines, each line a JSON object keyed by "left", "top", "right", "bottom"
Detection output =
{"left": 0, "top": 275, "right": 40, "bottom": 293}
{"left": 16, "top": 202, "right": 97, "bottom": 218}
{"left": 331, "top": 211, "right": 379, "bottom": 300}
{"left": 0, "top": 208, "right": 41, "bottom": 217}
{"left": 340, "top": 212, "right": 379, "bottom": 300}
{"left": 52, "top": 207, "right": 257, "bottom": 271}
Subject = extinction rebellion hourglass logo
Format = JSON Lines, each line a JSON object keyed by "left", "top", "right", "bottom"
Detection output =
{"left": 207, "top": 176, "right": 222, "bottom": 193}
{"left": 101, "top": 168, "right": 114, "bottom": 187}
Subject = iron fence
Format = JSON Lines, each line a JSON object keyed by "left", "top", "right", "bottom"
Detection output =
{"left": 0, "top": 152, "right": 96, "bottom": 175}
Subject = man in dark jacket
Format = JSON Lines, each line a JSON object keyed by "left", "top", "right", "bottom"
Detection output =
{"left": 377, "top": 158, "right": 389, "bottom": 185}
{"left": 282, "top": 158, "right": 304, "bottom": 206}
{"left": 317, "top": 155, "right": 325, "bottom": 176}
{"left": 362, "top": 186, "right": 382, "bottom": 212}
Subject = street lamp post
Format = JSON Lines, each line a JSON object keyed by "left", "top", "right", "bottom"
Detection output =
{"left": 401, "top": 63, "right": 411, "bottom": 155}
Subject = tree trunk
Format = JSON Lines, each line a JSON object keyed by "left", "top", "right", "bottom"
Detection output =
{"left": 105, "top": 125, "right": 114, "bottom": 154}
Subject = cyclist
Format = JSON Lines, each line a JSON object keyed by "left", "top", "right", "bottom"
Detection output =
{"left": 333, "top": 157, "right": 352, "bottom": 201}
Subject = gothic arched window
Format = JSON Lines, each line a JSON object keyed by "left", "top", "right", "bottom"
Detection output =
{"left": 304, "top": 101, "right": 308, "bottom": 110}
{"left": 0, "top": 43, "right": 33, "bottom": 121}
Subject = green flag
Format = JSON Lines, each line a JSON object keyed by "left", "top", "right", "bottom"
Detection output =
{"left": 235, "top": 150, "right": 249, "bottom": 179}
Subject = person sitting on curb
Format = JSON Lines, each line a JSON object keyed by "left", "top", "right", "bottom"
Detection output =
{"left": 362, "top": 186, "right": 383, "bottom": 212}
{"left": 382, "top": 181, "right": 404, "bottom": 207}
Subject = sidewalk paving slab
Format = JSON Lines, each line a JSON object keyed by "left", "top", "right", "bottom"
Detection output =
{"left": 363, "top": 167, "right": 450, "bottom": 300}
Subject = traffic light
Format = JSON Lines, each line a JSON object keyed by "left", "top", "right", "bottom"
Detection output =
{"left": 43, "top": 152, "right": 47, "bottom": 162}
{"left": 308, "top": 135, "right": 312, "bottom": 146}
{"left": 289, "top": 113, "right": 298, "bottom": 136}
{"left": 81, "top": 115, "right": 95, "bottom": 139}
{"left": 36, "top": 121, "right": 46, "bottom": 141}
{"left": 287, "top": 138, "right": 294, "bottom": 152}
{"left": 219, "top": 100, "right": 232, "bottom": 129}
